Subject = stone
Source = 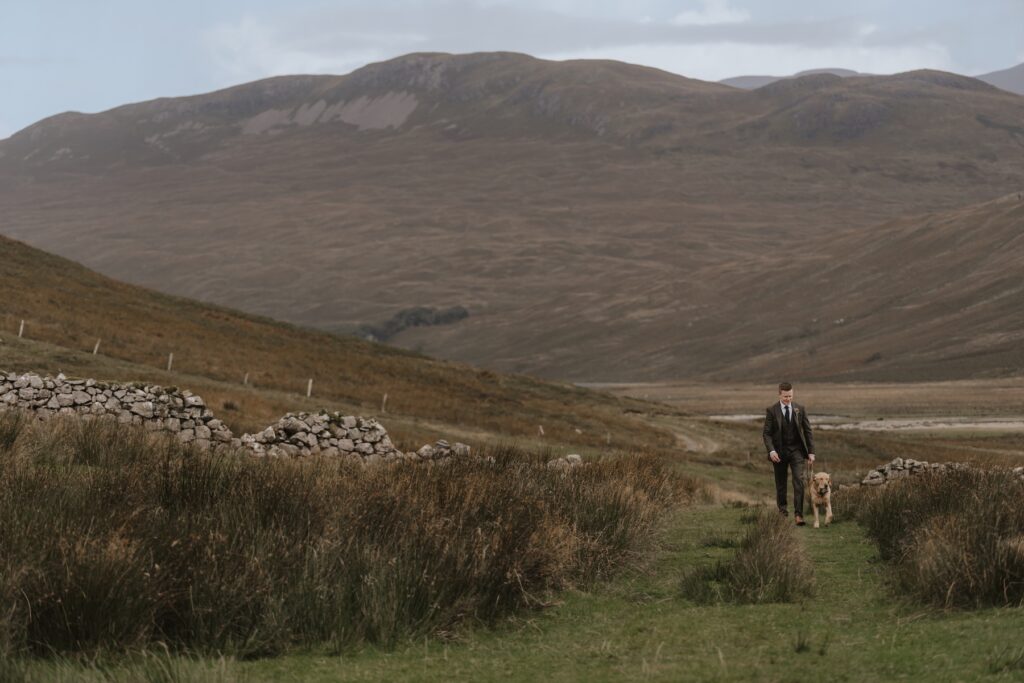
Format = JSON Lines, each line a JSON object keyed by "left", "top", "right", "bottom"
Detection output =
{"left": 566, "top": 454, "right": 583, "bottom": 465}
{"left": 195, "top": 425, "right": 212, "bottom": 440}
{"left": 355, "top": 442, "right": 374, "bottom": 455}
{"left": 337, "top": 438, "right": 355, "bottom": 452}
{"left": 282, "top": 417, "right": 305, "bottom": 435}
{"left": 131, "top": 402, "right": 155, "bottom": 418}
{"left": 452, "top": 442, "right": 471, "bottom": 457}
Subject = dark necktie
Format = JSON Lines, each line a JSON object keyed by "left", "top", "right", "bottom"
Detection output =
{"left": 784, "top": 406, "right": 791, "bottom": 422}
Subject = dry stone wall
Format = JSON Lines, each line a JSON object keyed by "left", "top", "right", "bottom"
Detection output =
{"left": 860, "top": 457, "right": 1024, "bottom": 486}
{"left": 0, "top": 372, "right": 470, "bottom": 464}
{"left": 241, "top": 411, "right": 470, "bottom": 463}
{"left": 0, "top": 372, "right": 232, "bottom": 447}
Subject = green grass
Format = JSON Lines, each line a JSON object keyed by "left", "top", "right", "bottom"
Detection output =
{"left": 223, "top": 506, "right": 1024, "bottom": 682}
{"left": 12, "top": 502, "right": 1024, "bottom": 680}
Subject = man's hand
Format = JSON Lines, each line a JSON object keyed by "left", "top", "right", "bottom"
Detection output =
{"left": 769, "top": 451, "right": 781, "bottom": 463}
{"left": 808, "top": 453, "right": 816, "bottom": 463}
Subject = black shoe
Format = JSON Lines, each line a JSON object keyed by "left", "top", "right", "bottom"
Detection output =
{"left": 795, "top": 515, "right": 806, "bottom": 526}
{"left": 779, "top": 509, "right": 788, "bottom": 517}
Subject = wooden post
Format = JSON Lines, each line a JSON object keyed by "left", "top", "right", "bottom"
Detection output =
{"left": 243, "top": 372, "right": 249, "bottom": 386}
{"left": 18, "top": 320, "right": 24, "bottom": 338}
{"left": 167, "top": 353, "right": 174, "bottom": 372}
{"left": 381, "top": 392, "right": 388, "bottom": 414}
{"left": 538, "top": 425, "right": 545, "bottom": 437}
{"left": 306, "top": 378, "right": 313, "bottom": 398}
{"left": 92, "top": 339, "right": 101, "bottom": 355}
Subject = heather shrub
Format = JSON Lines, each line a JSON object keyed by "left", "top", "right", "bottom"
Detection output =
{"left": 0, "top": 413, "right": 695, "bottom": 657}
{"left": 846, "top": 469, "right": 1024, "bottom": 607}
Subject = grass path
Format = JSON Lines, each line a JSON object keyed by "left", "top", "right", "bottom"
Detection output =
{"left": 241, "top": 506, "right": 1024, "bottom": 682}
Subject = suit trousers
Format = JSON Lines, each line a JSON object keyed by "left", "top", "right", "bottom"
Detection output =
{"left": 773, "top": 449, "right": 806, "bottom": 515}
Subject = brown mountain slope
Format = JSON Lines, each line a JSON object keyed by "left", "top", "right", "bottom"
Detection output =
{"left": 978, "top": 62, "right": 1024, "bottom": 96}
{"left": 720, "top": 68, "right": 864, "bottom": 90}
{"left": 0, "top": 232, "right": 673, "bottom": 449}
{"left": 1, "top": 52, "right": 1023, "bottom": 382}
{"left": 699, "top": 193, "right": 1024, "bottom": 382}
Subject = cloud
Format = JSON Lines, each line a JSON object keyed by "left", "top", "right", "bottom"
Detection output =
{"left": 205, "top": 15, "right": 393, "bottom": 81}
{"left": 0, "top": 55, "right": 53, "bottom": 68}
{"left": 672, "top": 0, "right": 750, "bottom": 27}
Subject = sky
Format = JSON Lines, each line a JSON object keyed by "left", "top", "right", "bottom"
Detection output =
{"left": 2, "top": 0, "right": 1023, "bottom": 139}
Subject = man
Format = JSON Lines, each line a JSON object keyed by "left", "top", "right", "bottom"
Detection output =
{"left": 762, "top": 382, "right": 816, "bottom": 526}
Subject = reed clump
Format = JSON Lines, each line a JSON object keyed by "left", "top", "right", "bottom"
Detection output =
{"left": 0, "top": 411, "right": 696, "bottom": 658}
{"left": 682, "top": 509, "right": 814, "bottom": 604}
{"left": 843, "top": 468, "right": 1024, "bottom": 608}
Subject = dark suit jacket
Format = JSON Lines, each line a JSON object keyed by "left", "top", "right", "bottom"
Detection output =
{"left": 762, "top": 402, "right": 814, "bottom": 458}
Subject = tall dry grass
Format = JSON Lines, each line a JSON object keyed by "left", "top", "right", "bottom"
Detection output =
{"left": 0, "top": 411, "right": 697, "bottom": 658}
{"left": 842, "top": 469, "right": 1024, "bottom": 608}
{"left": 681, "top": 509, "right": 814, "bottom": 604}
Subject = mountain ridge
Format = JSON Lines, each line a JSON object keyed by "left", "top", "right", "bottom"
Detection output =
{"left": 2, "top": 52, "right": 1023, "bottom": 382}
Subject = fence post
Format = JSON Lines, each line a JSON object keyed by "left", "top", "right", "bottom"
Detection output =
{"left": 381, "top": 392, "right": 388, "bottom": 414}
{"left": 243, "top": 372, "right": 249, "bottom": 386}
{"left": 18, "top": 320, "right": 24, "bottom": 338}
{"left": 93, "top": 339, "right": 101, "bottom": 355}
{"left": 538, "top": 425, "right": 545, "bottom": 437}
{"left": 167, "top": 353, "right": 174, "bottom": 372}
{"left": 307, "top": 379, "right": 313, "bottom": 398}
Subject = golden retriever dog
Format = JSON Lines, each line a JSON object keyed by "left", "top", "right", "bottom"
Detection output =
{"left": 809, "top": 471, "right": 833, "bottom": 528}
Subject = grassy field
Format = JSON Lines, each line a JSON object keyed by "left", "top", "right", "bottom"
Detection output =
{"left": 14, "top": 504, "right": 1024, "bottom": 682}
{"left": 3, "top": 349, "right": 1023, "bottom": 679}
{"left": 3, "top": 253, "right": 1024, "bottom": 679}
